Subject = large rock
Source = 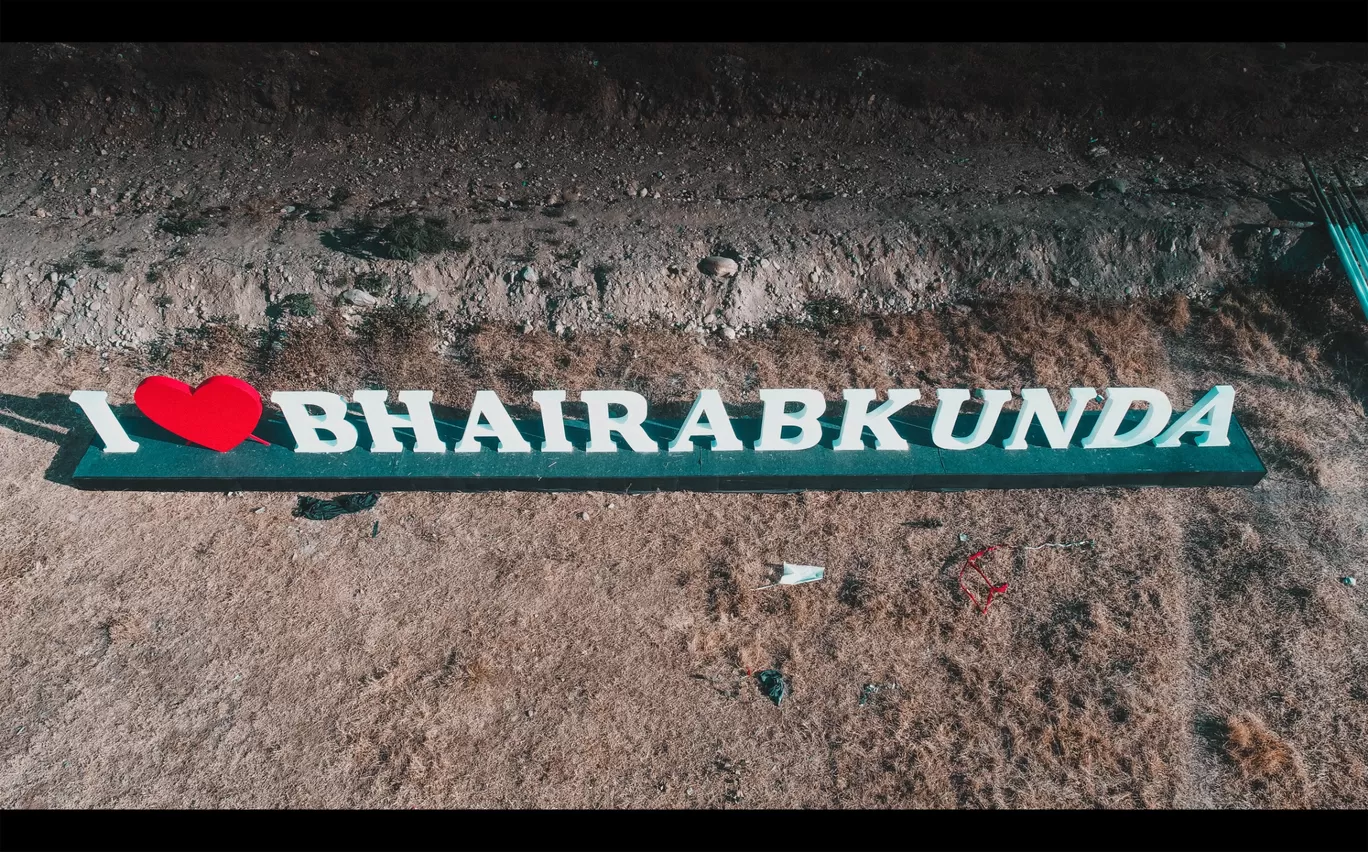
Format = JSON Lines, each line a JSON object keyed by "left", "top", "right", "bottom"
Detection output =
{"left": 341, "top": 288, "right": 378, "bottom": 307}
{"left": 699, "top": 256, "right": 739, "bottom": 278}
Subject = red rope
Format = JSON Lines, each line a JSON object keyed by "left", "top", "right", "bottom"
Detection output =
{"left": 960, "top": 546, "right": 1010, "bottom": 614}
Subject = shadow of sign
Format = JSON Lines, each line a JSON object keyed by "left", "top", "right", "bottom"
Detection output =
{"left": 0, "top": 392, "right": 102, "bottom": 486}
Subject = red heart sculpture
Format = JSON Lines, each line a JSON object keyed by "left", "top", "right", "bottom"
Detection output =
{"left": 134, "top": 375, "right": 264, "bottom": 452}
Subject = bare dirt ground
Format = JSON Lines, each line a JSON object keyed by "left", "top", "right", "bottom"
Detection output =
{"left": 1, "top": 44, "right": 1367, "bottom": 809}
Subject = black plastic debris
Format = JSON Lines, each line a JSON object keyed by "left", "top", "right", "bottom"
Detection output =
{"left": 755, "top": 669, "right": 788, "bottom": 707}
{"left": 292, "top": 491, "right": 380, "bottom": 520}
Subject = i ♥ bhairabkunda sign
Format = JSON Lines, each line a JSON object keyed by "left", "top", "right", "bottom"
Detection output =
{"left": 67, "top": 376, "right": 1265, "bottom": 492}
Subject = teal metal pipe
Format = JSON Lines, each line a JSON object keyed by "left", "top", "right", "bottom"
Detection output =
{"left": 1304, "top": 157, "right": 1368, "bottom": 319}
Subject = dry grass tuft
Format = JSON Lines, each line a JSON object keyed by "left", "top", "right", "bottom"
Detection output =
{"left": 1223, "top": 713, "right": 1296, "bottom": 781}
{"left": 1157, "top": 292, "right": 1191, "bottom": 333}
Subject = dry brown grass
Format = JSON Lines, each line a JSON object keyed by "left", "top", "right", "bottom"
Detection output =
{"left": 154, "top": 293, "right": 1179, "bottom": 418}
{"left": 1224, "top": 713, "right": 1296, "bottom": 781}
{"left": 2, "top": 289, "right": 1367, "bottom": 808}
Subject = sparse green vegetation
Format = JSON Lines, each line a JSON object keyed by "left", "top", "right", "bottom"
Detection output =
{"left": 354, "top": 273, "right": 391, "bottom": 296}
{"left": 153, "top": 294, "right": 173, "bottom": 309}
{"left": 323, "top": 211, "right": 464, "bottom": 261}
{"left": 591, "top": 264, "right": 615, "bottom": 298}
{"left": 160, "top": 213, "right": 209, "bottom": 236}
{"left": 64, "top": 247, "right": 128, "bottom": 274}
{"left": 146, "top": 269, "right": 161, "bottom": 284}
{"left": 378, "top": 214, "right": 458, "bottom": 261}
{"left": 269, "top": 293, "right": 317, "bottom": 318}
{"left": 804, "top": 296, "right": 858, "bottom": 333}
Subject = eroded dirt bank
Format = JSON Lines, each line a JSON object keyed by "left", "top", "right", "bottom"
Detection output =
{"left": 0, "top": 43, "right": 1364, "bottom": 349}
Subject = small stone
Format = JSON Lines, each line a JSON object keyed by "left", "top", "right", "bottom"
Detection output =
{"left": 252, "top": 507, "right": 265, "bottom": 514}
{"left": 958, "top": 533, "right": 969, "bottom": 542}
{"left": 607, "top": 503, "right": 616, "bottom": 509}
{"left": 519, "top": 266, "right": 539, "bottom": 285}
{"left": 639, "top": 187, "right": 649, "bottom": 197}
{"left": 1089, "top": 177, "right": 1128, "bottom": 195}
{"left": 721, "top": 325, "right": 737, "bottom": 340}
{"left": 809, "top": 270, "right": 821, "bottom": 284}
{"left": 34, "top": 208, "right": 47, "bottom": 218}
{"left": 514, "top": 161, "right": 524, "bottom": 170}
{"left": 1343, "top": 577, "right": 1357, "bottom": 587}
{"left": 96, "top": 281, "right": 108, "bottom": 292}
{"left": 578, "top": 511, "right": 590, "bottom": 520}
{"left": 281, "top": 206, "right": 296, "bottom": 214}
{"left": 47, "top": 272, "right": 60, "bottom": 284}
{"left": 1067, "top": 276, "right": 1080, "bottom": 288}
{"left": 699, "top": 256, "right": 739, "bottom": 278}
{"left": 1087, "top": 145, "right": 1109, "bottom": 158}
{"left": 341, "top": 288, "right": 378, "bottom": 306}
{"left": 554, "top": 322, "right": 566, "bottom": 335}
{"left": 26, "top": 331, "right": 40, "bottom": 340}
{"left": 521, "top": 321, "right": 533, "bottom": 334}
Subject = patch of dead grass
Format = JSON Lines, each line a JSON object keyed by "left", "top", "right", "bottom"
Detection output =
{"left": 2, "top": 289, "right": 1367, "bottom": 808}
{"left": 1224, "top": 713, "right": 1296, "bottom": 781}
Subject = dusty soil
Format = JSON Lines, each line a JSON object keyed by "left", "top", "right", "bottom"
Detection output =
{"left": 0, "top": 43, "right": 1365, "bottom": 349}
{"left": 1, "top": 44, "right": 1367, "bottom": 809}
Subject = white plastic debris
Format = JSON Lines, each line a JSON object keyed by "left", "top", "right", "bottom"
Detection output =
{"left": 755, "top": 563, "right": 825, "bottom": 590}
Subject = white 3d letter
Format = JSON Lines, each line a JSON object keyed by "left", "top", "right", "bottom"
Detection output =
{"left": 532, "top": 390, "right": 574, "bottom": 453}
{"left": 1003, "top": 387, "right": 1097, "bottom": 450}
{"left": 668, "top": 389, "right": 743, "bottom": 452}
{"left": 1153, "top": 385, "right": 1233, "bottom": 448}
{"left": 832, "top": 388, "right": 921, "bottom": 451}
{"left": 69, "top": 390, "right": 139, "bottom": 453}
{"left": 454, "top": 390, "right": 533, "bottom": 453}
{"left": 1081, "top": 388, "right": 1173, "bottom": 449}
{"left": 932, "top": 389, "right": 1012, "bottom": 451}
{"left": 271, "top": 391, "right": 359, "bottom": 453}
{"left": 756, "top": 389, "right": 826, "bottom": 451}
{"left": 352, "top": 390, "right": 446, "bottom": 453}
{"left": 582, "top": 390, "right": 659, "bottom": 453}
